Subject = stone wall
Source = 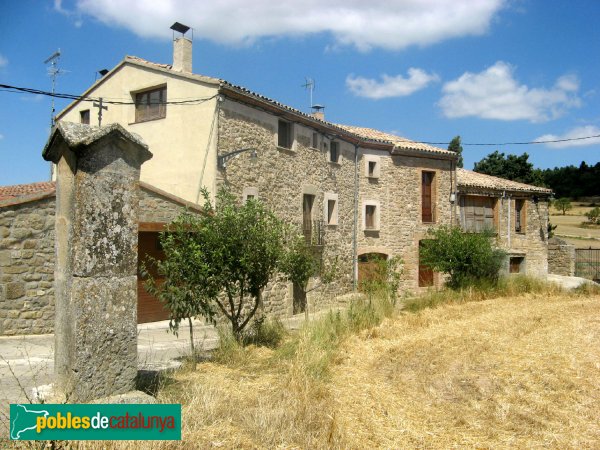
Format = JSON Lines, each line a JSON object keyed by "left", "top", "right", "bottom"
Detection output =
{"left": 0, "top": 197, "right": 55, "bottom": 335}
{"left": 548, "top": 237, "right": 575, "bottom": 276}
{"left": 0, "top": 186, "right": 198, "bottom": 336}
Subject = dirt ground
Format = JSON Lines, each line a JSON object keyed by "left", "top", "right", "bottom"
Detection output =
{"left": 550, "top": 202, "right": 600, "bottom": 248}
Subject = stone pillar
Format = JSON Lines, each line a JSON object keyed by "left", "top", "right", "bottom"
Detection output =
{"left": 548, "top": 237, "right": 576, "bottom": 276}
{"left": 43, "top": 122, "right": 152, "bottom": 402}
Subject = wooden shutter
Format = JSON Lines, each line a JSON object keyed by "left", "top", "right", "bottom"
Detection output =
{"left": 422, "top": 172, "right": 434, "bottom": 222}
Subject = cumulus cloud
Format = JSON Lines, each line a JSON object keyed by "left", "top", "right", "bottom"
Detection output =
{"left": 439, "top": 61, "right": 581, "bottom": 123}
{"left": 66, "top": 0, "right": 506, "bottom": 51}
{"left": 346, "top": 69, "right": 439, "bottom": 99}
{"left": 0, "top": 54, "right": 7, "bottom": 68}
{"left": 535, "top": 125, "right": 600, "bottom": 148}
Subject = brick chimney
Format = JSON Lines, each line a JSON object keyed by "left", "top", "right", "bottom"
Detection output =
{"left": 173, "top": 37, "right": 192, "bottom": 73}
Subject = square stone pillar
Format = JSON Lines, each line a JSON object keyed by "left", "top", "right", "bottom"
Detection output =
{"left": 43, "top": 122, "right": 152, "bottom": 402}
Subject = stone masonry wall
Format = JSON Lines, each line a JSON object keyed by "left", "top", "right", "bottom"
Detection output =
{"left": 218, "top": 102, "right": 356, "bottom": 317}
{"left": 358, "top": 153, "right": 455, "bottom": 292}
{"left": 548, "top": 237, "right": 575, "bottom": 276}
{"left": 0, "top": 197, "right": 55, "bottom": 335}
{"left": 0, "top": 187, "right": 197, "bottom": 336}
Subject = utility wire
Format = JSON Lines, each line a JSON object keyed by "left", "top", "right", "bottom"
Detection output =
{"left": 2, "top": 83, "right": 600, "bottom": 147}
{"left": 0, "top": 83, "right": 218, "bottom": 106}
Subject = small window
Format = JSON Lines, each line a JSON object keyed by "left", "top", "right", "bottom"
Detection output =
{"left": 134, "top": 86, "right": 166, "bottom": 123}
{"left": 422, "top": 171, "right": 436, "bottom": 223}
{"left": 278, "top": 120, "right": 293, "bottom": 149}
{"left": 324, "top": 193, "right": 339, "bottom": 226}
{"left": 509, "top": 256, "right": 524, "bottom": 273}
{"left": 363, "top": 201, "right": 380, "bottom": 231}
{"left": 80, "top": 110, "right": 90, "bottom": 125}
{"left": 329, "top": 141, "right": 340, "bottom": 163}
{"left": 515, "top": 199, "right": 526, "bottom": 233}
{"left": 242, "top": 187, "right": 259, "bottom": 202}
{"left": 364, "top": 155, "right": 381, "bottom": 179}
{"left": 312, "top": 132, "right": 318, "bottom": 149}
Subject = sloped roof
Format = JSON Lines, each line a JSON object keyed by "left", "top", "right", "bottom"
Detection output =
{"left": 334, "top": 124, "right": 452, "bottom": 156}
{"left": 0, "top": 181, "right": 56, "bottom": 201}
{"left": 457, "top": 168, "right": 553, "bottom": 194}
{"left": 57, "top": 54, "right": 454, "bottom": 159}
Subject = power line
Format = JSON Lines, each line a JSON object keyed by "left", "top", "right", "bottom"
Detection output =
{"left": 0, "top": 83, "right": 218, "bottom": 106}
{"left": 2, "top": 83, "right": 600, "bottom": 147}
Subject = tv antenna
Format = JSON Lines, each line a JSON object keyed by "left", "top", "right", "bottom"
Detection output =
{"left": 44, "top": 49, "right": 65, "bottom": 130}
{"left": 302, "top": 77, "right": 315, "bottom": 110}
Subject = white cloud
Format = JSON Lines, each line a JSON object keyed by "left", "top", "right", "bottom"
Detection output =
{"left": 439, "top": 61, "right": 581, "bottom": 123}
{"left": 535, "top": 125, "right": 600, "bottom": 148}
{"left": 346, "top": 69, "right": 439, "bottom": 99}
{"left": 68, "top": 0, "right": 506, "bottom": 51}
{"left": 0, "top": 54, "right": 7, "bottom": 68}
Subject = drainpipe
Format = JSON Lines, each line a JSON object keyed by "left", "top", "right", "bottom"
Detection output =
{"left": 507, "top": 192, "right": 511, "bottom": 249}
{"left": 352, "top": 143, "right": 359, "bottom": 291}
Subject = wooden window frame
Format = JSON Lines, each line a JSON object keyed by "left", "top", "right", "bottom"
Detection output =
{"left": 509, "top": 256, "right": 525, "bottom": 274}
{"left": 364, "top": 155, "right": 381, "bottom": 179}
{"left": 329, "top": 141, "right": 340, "bottom": 163}
{"left": 80, "top": 109, "right": 90, "bottom": 125}
{"left": 421, "top": 170, "right": 436, "bottom": 223}
{"left": 278, "top": 119, "right": 294, "bottom": 149}
{"left": 134, "top": 85, "right": 167, "bottom": 123}
{"left": 461, "top": 195, "right": 498, "bottom": 233}
{"left": 514, "top": 199, "right": 526, "bottom": 234}
{"left": 362, "top": 200, "right": 380, "bottom": 231}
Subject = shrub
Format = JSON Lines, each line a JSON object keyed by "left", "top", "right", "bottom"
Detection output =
{"left": 585, "top": 206, "right": 600, "bottom": 224}
{"left": 420, "top": 226, "right": 506, "bottom": 289}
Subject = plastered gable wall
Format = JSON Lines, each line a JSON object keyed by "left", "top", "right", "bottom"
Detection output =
{"left": 58, "top": 64, "right": 220, "bottom": 204}
{"left": 0, "top": 188, "right": 196, "bottom": 335}
{"left": 358, "top": 152, "right": 455, "bottom": 290}
{"left": 217, "top": 100, "right": 356, "bottom": 316}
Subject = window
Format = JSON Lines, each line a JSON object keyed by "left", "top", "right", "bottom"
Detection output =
{"left": 242, "top": 187, "right": 258, "bottom": 202}
{"left": 515, "top": 199, "right": 526, "bottom": 233}
{"left": 303, "top": 194, "right": 315, "bottom": 243}
{"left": 362, "top": 201, "right": 380, "bottom": 231}
{"left": 329, "top": 141, "right": 340, "bottom": 163}
{"left": 278, "top": 120, "right": 293, "bottom": 149}
{"left": 134, "top": 86, "right": 166, "bottom": 123}
{"left": 509, "top": 256, "right": 525, "bottom": 273}
{"left": 461, "top": 196, "right": 497, "bottom": 232}
{"left": 364, "top": 155, "right": 381, "bottom": 179}
{"left": 323, "top": 193, "right": 338, "bottom": 226}
{"left": 80, "top": 110, "right": 90, "bottom": 125}
{"left": 312, "top": 132, "right": 318, "bottom": 149}
{"left": 422, "top": 171, "right": 436, "bottom": 223}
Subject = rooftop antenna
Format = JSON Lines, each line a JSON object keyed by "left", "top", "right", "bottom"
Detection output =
{"left": 44, "top": 49, "right": 64, "bottom": 131}
{"left": 302, "top": 77, "right": 315, "bottom": 110}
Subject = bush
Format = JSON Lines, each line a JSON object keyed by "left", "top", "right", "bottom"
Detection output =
{"left": 585, "top": 206, "right": 600, "bottom": 224}
{"left": 420, "top": 226, "right": 506, "bottom": 289}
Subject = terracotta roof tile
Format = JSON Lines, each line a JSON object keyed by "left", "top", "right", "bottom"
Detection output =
{"left": 457, "top": 168, "right": 552, "bottom": 194}
{"left": 0, "top": 181, "right": 56, "bottom": 201}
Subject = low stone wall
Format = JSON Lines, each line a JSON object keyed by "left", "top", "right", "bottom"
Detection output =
{"left": 548, "top": 237, "right": 575, "bottom": 276}
{"left": 0, "top": 198, "right": 55, "bottom": 335}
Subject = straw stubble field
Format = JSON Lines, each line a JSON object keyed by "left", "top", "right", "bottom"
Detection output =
{"left": 155, "top": 291, "right": 600, "bottom": 449}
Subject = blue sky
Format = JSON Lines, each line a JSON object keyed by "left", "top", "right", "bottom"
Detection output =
{"left": 1, "top": 0, "right": 599, "bottom": 186}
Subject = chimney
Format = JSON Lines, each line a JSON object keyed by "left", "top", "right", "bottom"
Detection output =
{"left": 173, "top": 37, "right": 192, "bottom": 72}
{"left": 170, "top": 22, "right": 192, "bottom": 73}
{"left": 311, "top": 104, "right": 325, "bottom": 121}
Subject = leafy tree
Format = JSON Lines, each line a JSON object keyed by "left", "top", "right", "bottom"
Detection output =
{"left": 554, "top": 197, "right": 572, "bottom": 215}
{"left": 420, "top": 226, "right": 506, "bottom": 289}
{"left": 447, "top": 136, "right": 464, "bottom": 168}
{"left": 473, "top": 151, "right": 545, "bottom": 186}
{"left": 144, "top": 188, "right": 290, "bottom": 344}
{"left": 585, "top": 207, "right": 600, "bottom": 225}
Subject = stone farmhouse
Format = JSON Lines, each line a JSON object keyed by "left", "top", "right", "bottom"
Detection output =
{"left": 0, "top": 31, "right": 552, "bottom": 335}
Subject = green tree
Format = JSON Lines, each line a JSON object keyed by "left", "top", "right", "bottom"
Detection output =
{"left": 144, "top": 188, "right": 290, "bottom": 344}
{"left": 420, "top": 226, "right": 506, "bottom": 289}
{"left": 554, "top": 197, "right": 572, "bottom": 215}
{"left": 447, "top": 136, "right": 464, "bottom": 168}
{"left": 473, "top": 151, "right": 545, "bottom": 186}
{"left": 585, "top": 206, "right": 600, "bottom": 224}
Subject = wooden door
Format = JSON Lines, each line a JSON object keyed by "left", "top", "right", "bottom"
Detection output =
{"left": 137, "top": 232, "right": 170, "bottom": 323}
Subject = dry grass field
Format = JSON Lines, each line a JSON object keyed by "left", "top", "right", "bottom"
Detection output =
{"left": 551, "top": 201, "right": 600, "bottom": 249}
{"left": 9, "top": 285, "right": 600, "bottom": 449}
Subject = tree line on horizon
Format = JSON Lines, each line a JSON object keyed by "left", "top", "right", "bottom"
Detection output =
{"left": 447, "top": 136, "right": 600, "bottom": 199}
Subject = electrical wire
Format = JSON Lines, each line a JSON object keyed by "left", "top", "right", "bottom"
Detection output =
{"left": 2, "top": 83, "right": 600, "bottom": 147}
{"left": 0, "top": 83, "right": 218, "bottom": 106}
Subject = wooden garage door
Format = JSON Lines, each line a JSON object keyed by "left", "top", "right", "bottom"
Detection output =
{"left": 137, "top": 232, "right": 170, "bottom": 323}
